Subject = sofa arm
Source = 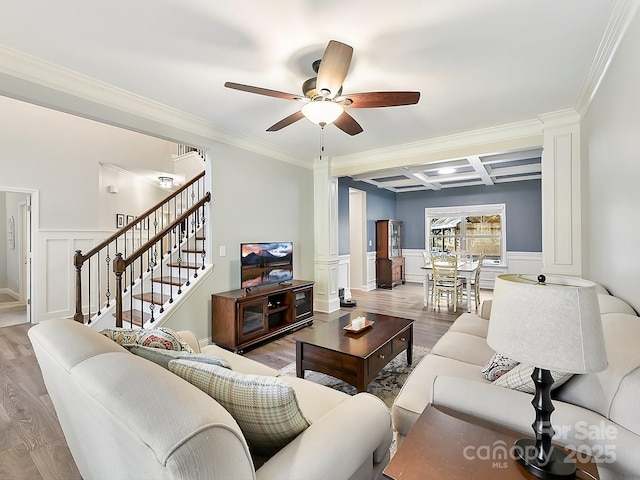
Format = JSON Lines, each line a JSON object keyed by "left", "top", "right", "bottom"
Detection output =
{"left": 479, "top": 299, "right": 492, "bottom": 319}
{"left": 256, "top": 393, "right": 392, "bottom": 480}
{"left": 431, "top": 375, "right": 640, "bottom": 479}
{"left": 176, "top": 330, "right": 201, "bottom": 353}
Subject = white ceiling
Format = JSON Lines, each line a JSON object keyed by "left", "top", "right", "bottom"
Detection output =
{"left": 0, "top": 0, "right": 631, "bottom": 190}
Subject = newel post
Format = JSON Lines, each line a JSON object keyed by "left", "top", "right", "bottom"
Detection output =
{"left": 113, "top": 253, "right": 125, "bottom": 328}
{"left": 73, "top": 250, "right": 85, "bottom": 323}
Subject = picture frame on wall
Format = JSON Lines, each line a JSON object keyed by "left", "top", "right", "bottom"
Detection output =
{"left": 143, "top": 217, "right": 150, "bottom": 230}
{"left": 126, "top": 215, "right": 134, "bottom": 225}
{"left": 135, "top": 216, "right": 141, "bottom": 230}
{"left": 116, "top": 214, "right": 125, "bottom": 228}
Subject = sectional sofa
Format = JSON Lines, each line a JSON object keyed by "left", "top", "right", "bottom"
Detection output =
{"left": 392, "top": 284, "right": 640, "bottom": 480}
{"left": 29, "top": 319, "right": 392, "bottom": 480}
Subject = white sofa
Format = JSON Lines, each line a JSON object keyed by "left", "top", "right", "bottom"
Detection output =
{"left": 29, "top": 318, "right": 393, "bottom": 480}
{"left": 392, "top": 286, "right": 640, "bottom": 480}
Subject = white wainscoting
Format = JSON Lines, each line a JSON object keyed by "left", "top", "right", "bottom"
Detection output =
{"left": 328, "top": 250, "right": 542, "bottom": 297}
{"left": 337, "top": 252, "right": 378, "bottom": 293}
{"left": 403, "top": 249, "right": 543, "bottom": 290}
{"left": 505, "top": 251, "right": 544, "bottom": 275}
{"left": 338, "top": 255, "right": 351, "bottom": 295}
{"left": 36, "top": 230, "right": 111, "bottom": 322}
{"left": 366, "top": 252, "right": 377, "bottom": 291}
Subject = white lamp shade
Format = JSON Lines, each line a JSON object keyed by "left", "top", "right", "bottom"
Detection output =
{"left": 301, "top": 101, "right": 344, "bottom": 126}
{"left": 487, "top": 274, "right": 607, "bottom": 374}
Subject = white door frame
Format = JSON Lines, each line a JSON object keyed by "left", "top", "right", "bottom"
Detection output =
{"left": 1, "top": 187, "right": 36, "bottom": 323}
{"left": 348, "top": 187, "right": 367, "bottom": 291}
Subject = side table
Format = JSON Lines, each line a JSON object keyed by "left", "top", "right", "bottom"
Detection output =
{"left": 383, "top": 404, "right": 600, "bottom": 480}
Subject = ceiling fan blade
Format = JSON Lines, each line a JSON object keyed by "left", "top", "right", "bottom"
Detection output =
{"left": 225, "top": 82, "right": 301, "bottom": 101}
{"left": 333, "top": 111, "right": 363, "bottom": 136}
{"left": 316, "top": 41, "right": 353, "bottom": 99}
{"left": 266, "top": 111, "right": 305, "bottom": 132}
{"left": 343, "top": 91, "right": 421, "bottom": 108}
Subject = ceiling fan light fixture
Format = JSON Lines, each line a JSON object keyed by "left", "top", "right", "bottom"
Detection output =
{"left": 302, "top": 100, "right": 344, "bottom": 127}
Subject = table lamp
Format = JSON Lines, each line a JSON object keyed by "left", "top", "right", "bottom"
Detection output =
{"left": 487, "top": 274, "right": 607, "bottom": 479}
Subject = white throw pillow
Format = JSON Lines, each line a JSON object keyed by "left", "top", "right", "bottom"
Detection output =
{"left": 168, "top": 359, "right": 311, "bottom": 455}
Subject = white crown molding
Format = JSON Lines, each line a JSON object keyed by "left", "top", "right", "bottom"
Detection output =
{"left": 330, "top": 119, "right": 544, "bottom": 177}
{"left": 0, "top": 45, "right": 311, "bottom": 169}
{"left": 574, "top": 0, "right": 640, "bottom": 115}
{"left": 538, "top": 109, "right": 581, "bottom": 128}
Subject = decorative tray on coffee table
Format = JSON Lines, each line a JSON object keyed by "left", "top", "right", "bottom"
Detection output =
{"left": 344, "top": 319, "right": 374, "bottom": 333}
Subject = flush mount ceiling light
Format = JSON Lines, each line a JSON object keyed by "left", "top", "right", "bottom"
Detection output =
{"left": 438, "top": 167, "right": 456, "bottom": 175}
{"left": 158, "top": 176, "right": 173, "bottom": 189}
{"left": 301, "top": 100, "right": 344, "bottom": 127}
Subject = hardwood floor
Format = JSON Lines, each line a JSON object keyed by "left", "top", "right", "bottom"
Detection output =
{"left": 0, "top": 282, "right": 489, "bottom": 479}
{"left": 0, "top": 323, "right": 82, "bottom": 480}
{"left": 243, "top": 282, "right": 485, "bottom": 369}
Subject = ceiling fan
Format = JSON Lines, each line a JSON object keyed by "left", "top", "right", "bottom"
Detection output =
{"left": 224, "top": 40, "right": 420, "bottom": 136}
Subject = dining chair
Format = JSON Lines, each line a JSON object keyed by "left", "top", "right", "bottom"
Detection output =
{"left": 463, "top": 252, "right": 485, "bottom": 310}
{"left": 431, "top": 254, "right": 464, "bottom": 312}
{"left": 422, "top": 251, "right": 434, "bottom": 299}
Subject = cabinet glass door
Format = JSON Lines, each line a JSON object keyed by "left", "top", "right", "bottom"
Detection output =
{"left": 390, "top": 222, "right": 402, "bottom": 257}
{"left": 239, "top": 299, "right": 267, "bottom": 340}
{"left": 294, "top": 288, "right": 313, "bottom": 320}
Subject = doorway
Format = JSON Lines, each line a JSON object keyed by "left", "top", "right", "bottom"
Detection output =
{"left": 0, "top": 190, "right": 32, "bottom": 327}
{"left": 348, "top": 188, "right": 367, "bottom": 291}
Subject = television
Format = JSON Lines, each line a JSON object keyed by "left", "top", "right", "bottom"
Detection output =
{"left": 240, "top": 242, "right": 293, "bottom": 289}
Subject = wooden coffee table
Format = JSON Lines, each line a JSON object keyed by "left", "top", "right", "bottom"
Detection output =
{"left": 383, "top": 404, "right": 600, "bottom": 480}
{"left": 294, "top": 311, "right": 413, "bottom": 392}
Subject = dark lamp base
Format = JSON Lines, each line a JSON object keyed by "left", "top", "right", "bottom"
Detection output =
{"left": 515, "top": 438, "right": 576, "bottom": 479}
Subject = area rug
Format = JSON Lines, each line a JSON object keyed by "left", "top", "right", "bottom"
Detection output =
{"left": 278, "top": 344, "right": 430, "bottom": 409}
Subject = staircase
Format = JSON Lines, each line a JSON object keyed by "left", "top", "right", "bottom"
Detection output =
{"left": 118, "top": 232, "right": 208, "bottom": 328}
{"left": 73, "top": 172, "right": 211, "bottom": 330}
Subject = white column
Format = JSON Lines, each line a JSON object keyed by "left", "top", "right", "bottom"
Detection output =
{"left": 539, "top": 109, "right": 582, "bottom": 276}
{"left": 313, "top": 155, "right": 340, "bottom": 313}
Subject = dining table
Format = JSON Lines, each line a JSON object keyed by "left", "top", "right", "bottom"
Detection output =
{"left": 421, "top": 260, "right": 479, "bottom": 313}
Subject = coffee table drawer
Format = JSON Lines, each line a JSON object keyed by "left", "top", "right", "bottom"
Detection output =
{"left": 368, "top": 342, "right": 393, "bottom": 375}
{"left": 392, "top": 329, "right": 411, "bottom": 355}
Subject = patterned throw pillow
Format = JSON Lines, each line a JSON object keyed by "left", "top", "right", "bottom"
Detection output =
{"left": 168, "top": 359, "right": 311, "bottom": 455}
{"left": 481, "top": 352, "right": 520, "bottom": 381}
{"left": 99, "top": 327, "right": 140, "bottom": 346}
{"left": 124, "top": 344, "right": 231, "bottom": 370}
{"left": 100, "top": 327, "right": 195, "bottom": 353}
{"left": 493, "top": 364, "right": 573, "bottom": 394}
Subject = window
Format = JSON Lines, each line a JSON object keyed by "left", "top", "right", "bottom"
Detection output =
{"left": 425, "top": 204, "right": 506, "bottom": 264}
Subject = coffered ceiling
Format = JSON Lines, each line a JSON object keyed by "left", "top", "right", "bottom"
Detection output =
{"left": 0, "top": 1, "right": 635, "bottom": 187}
{"left": 350, "top": 148, "right": 542, "bottom": 192}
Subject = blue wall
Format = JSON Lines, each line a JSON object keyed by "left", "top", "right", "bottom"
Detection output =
{"left": 339, "top": 178, "right": 542, "bottom": 254}
{"left": 338, "top": 177, "right": 396, "bottom": 254}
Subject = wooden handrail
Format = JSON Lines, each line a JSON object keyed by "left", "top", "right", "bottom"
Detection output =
{"left": 78, "top": 171, "right": 205, "bottom": 262}
{"left": 116, "top": 193, "right": 210, "bottom": 271}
